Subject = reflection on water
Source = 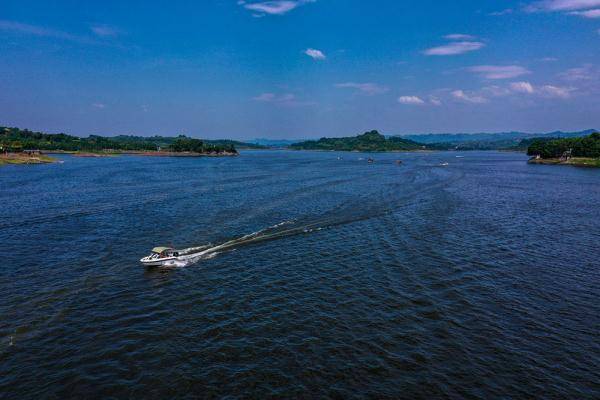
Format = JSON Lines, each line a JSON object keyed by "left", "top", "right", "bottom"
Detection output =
{"left": 1, "top": 151, "right": 599, "bottom": 399}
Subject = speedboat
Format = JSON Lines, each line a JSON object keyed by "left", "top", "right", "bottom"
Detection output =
{"left": 140, "top": 244, "right": 219, "bottom": 267}
{"left": 140, "top": 247, "right": 180, "bottom": 267}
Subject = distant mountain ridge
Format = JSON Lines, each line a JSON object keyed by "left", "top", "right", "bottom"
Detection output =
{"left": 399, "top": 129, "right": 596, "bottom": 144}
{"left": 250, "top": 138, "right": 303, "bottom": 147}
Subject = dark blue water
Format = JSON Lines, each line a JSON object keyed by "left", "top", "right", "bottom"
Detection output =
{"left": 1, "top": 151, "right": 598, "bottom": 399}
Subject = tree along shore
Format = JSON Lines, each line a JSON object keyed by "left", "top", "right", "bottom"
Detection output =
{"left": 0, "top": 126, "right": 246, "bottom": 155}
{"left": 527, "top": 133, "right": 600, "bottom": 167}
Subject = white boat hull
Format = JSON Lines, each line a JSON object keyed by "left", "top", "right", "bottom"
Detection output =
{"left": 140, "top": 256, "right": 177, "bottom": 267}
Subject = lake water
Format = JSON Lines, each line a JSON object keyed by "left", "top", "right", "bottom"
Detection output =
{"left": 1, "top": 151, "right": 598, "bottom": 399}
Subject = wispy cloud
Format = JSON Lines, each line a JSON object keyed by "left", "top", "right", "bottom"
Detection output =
{"left": 481, "top": 85, "right": 512, "bottom": 97}
{"left": 423, "top": 41, "right": 484, "bottom": 56}
{"left": 429, "top": 96, "right": 442, "bottom": 106}
{"left": 0, "top": 20, "right": 121, "bottom": 45}
{"left": 567, "top": 8, "right": 600, "bottom": 17}
{"left": 508, "top": 81, "right": 575, "bottom": 98}
{"left": 253, "top": 93, "right": 278, "bottom": 101}
{"left": 398, "top": 96, "right": 425, "bottom": 105}
{"left": 468, "top": 65, "right": 531, "bottom": 79}
{"left": 252, "top": 92, "right": 314, "bottom": 106}
{"left": 452, "top": 90, "right": 488, "bottom": 104}
{"left": 92, "top": 103, "right": 106, "bottom": 109}
{"left": 238, "top": 0, "right": 315, "bottom": 16}
{"left": 444, "top": 33, "right": 475, "bottom": 40}
{"left": 90, "top": 24, "right": 120, "bottom": 37}
{"left": 334, "top": 82, "right": 389, "bottom": 95}
{"left": 0, "top": 20, "right": 83, "bottom": 42}
{"left": 304, "top": 48, "right": 326, "bottom": 60}
{"left": 539, "top": 85, "right": 575, "bottom": 98}
{"left": 526, "top": 0, "right": 600, "bottom": 12}
{"left": 488, "top": 8, "right": 513, "bottom": 16}
{"left": 559, "top": 64, "right": 597, "bottom": 81}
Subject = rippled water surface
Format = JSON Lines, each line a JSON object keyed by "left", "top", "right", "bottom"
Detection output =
{"left": 1, "top": 151, "right": 599, "bottom": 399}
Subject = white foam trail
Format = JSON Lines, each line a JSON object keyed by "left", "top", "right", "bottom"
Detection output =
{"left": 170, "top": 220, "right": 297, "bottom": 267}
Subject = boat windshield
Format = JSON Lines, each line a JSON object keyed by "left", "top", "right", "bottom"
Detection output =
{"left": 148, "top": 251, "right": 174, "bottom": 259}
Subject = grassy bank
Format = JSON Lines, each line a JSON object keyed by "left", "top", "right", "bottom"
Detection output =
{"left": 528, "top": 157, "right": 600, "bottom": 168}
{"left": 0, "top": 153, "right": 57, "bottom": 166}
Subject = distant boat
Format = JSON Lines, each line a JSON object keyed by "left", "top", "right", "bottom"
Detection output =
{"left": 440, "top": 162, "right": 449, "bottom": 166}
{"left": 368, "top": 158, "right": 374, "bottom": 163}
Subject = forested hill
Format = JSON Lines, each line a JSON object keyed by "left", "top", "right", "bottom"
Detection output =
{"left": 0, "top": 127, "right": 263, "bottom": 153}
{"left": 402, "top": 129, "right": 597, "bottom": 151}
{"left": 290, "top": 130, "right": 426, "bottom": 152}
{"left": 527, "top": 133, "right": 600, "bottom": 159}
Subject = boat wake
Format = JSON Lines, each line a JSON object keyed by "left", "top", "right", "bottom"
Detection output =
{"left": 153, "top": 165, "right": 463, "bottom": 268}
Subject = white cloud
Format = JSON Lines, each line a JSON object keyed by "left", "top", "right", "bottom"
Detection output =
{"left": 527, "top": 0, "right": 600, "bottom": 11}
{"left": 304, "top": 48, "right": 326, "bottom": 60}
{"left": 498, "top": 81, "right": 575, "bottom": 98}
{"left": 90, "top": 24, "right": 119, "bottom": 37}
{"left": 92, "top": 103, "right": 106, "bottom": 109}
{"left": 451, "top": 90, "right": 488, "bottom": 104}
{"left": 567, "top": 8, "right": 600, "bottom": 16}
{"left": 238, "top": 0, "right": 315, "bottom": 15}
{"left": 559, "top": 64, "right": 597, "bottom": 81}
{"left": 252, "top": 92, "right": 314, "bottom": 106}
{"left": 539, "top": 85, "right": 574, "bottom": 98}
{"left": 482, "top": 85, "right": 512, "bottom": 97}
{"left": 444, "top": 33, "right": 476, "bottom": 40}
{"left": 423, "top": 41, "right": 484, "bottom": 56}
{"left": 510, "top": 81, "right": 535, "bottom": 93}
{"left": 335, "top": 82, "right": 389, "bottom": 95}
{"left": 0, "top": 20, "right": 82, "bottom": 42}
{"left": 253, "top": 93, "right": 277, "bottom": 101}
{"left": 429, "top": 96, "right": 442, "bottom": 106}
{"left": 468, "top": 65, "right": 531, "bottom": 79}
{"left": 398, "top": 96, "right": 425, "bottom": 105}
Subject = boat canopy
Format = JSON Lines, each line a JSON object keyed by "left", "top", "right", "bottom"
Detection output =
{"left": 152, "top": 247, "right": 173, "bottom": 254}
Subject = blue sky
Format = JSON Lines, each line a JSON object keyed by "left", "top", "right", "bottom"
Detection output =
{"left": 0, "top": 0, "right": 599, "bottom": 139}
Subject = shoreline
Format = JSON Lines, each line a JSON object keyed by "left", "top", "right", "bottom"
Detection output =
{"left": 528, "top": 157, "right": 600, "bottom": 168}
{"left": 288, "top": 148, "right": 434, "bottom": 153}
{"left": 0, "top": 153, "right": 57, "bottom": 166}
{"left": 42, "top": 150, "right": 239, "bottom": 157}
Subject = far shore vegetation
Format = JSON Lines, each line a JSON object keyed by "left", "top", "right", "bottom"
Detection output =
{"left": 290, "top": 130, "right": 426, "bottom": 152}
{"left": 2, "top": 125, "right": 599, "bottom": 168}
{"left": 0, "top": 152, "right": 56, "bottom": 165}
{"left": 0, "top": 126, "right": 272, "bottom": 159}
{"left": 527, "top": 133, "right": 600, "bottom": 167}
